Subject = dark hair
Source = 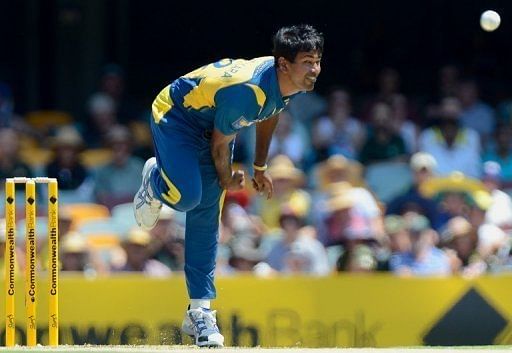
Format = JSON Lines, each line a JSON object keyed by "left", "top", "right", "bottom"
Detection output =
{"left": 272, "top": 24, "right": 324, "bottom": 63}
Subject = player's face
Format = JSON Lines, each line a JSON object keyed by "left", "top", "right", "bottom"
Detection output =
{"left": 288, "top": 51, "right": 322, "bottom": 91}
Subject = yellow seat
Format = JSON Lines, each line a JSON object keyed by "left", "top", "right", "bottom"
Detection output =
{"left": 86, "top": 233, "right": 121, "bottom": 249}
{"left": 25, "top": 110, "right": 73, "bottom": 133}
{"left": 19, "top": 135, "right": 39, "bottom": 149}
{"left": 62, "top": 203, "right": 111, "bottom": 229}
{"left": 129, "top": 121, "right": 152, "bottom": 146}
{"left": 80, "top": 149, "right": 113, "bottom": 168}
{"left": 19, "top": 147, "right": 53, "bottom": 168}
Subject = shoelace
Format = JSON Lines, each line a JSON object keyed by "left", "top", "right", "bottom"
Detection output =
{"left": 136, "top": 177, "right": 161, "bottom": 211}
{"left": 189, "top": 310, "right": 219, "bottom": 336}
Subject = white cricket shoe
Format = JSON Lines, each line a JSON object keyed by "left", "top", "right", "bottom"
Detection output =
{"left": 182, "top": 307, "right": 224, "bottom": 347}
{"left": 133, "top": 157, "right": 162, "bottom": 230}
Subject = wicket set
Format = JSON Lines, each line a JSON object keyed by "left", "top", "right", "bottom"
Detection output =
{"left": 4, "top": 177, "right": 59, "bottom": 347}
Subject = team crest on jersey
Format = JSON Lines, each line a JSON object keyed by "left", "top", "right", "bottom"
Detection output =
{"left": 232, "top": 116, "right": 254, "bottom": 129}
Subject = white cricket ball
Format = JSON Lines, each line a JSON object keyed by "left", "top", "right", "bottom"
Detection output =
{"left": 480, "top": 10, "right": 501, "bottom": 32}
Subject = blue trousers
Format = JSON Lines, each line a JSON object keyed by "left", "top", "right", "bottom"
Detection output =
{"left": 149, "top": 111, "right": 225, "bottom": 299}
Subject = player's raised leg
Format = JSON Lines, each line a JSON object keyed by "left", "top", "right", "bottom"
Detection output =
{"left": 133, "top": 119, "right": 202, "bottom": 230}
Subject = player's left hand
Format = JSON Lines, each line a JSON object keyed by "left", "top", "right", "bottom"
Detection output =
{"left": 252, "top": 170, "right": 273, "bottom": 199}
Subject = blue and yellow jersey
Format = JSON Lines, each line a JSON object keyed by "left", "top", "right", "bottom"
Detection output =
{"left": 151, "top": 56, "right": 292, "bottom": 135}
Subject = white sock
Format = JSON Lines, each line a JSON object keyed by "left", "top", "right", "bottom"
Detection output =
{"left": 190, "top": 299, "right": 210, "bottom": 309}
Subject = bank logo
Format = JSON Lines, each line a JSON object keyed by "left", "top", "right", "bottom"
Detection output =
{"left": 423, "top": 287, "right": 508, "bottom": 345}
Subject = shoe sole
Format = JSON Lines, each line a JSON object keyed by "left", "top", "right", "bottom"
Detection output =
{"left": 182, "top": 332, "right": 224, "bottom": 348}
{"left": 182, "top": 325, "right": 224, "bottom": 348}
{"left": 197, "top": 343, "right": 223, "bottom": 348}
{"left": 133, "top": 157, "right": 158, "bottom": 230}
{"left": 197, "top": 337, "right": 224, "bottom": 348}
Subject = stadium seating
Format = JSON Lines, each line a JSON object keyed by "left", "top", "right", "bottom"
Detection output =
{"left": 110, "top": 202, "right": 138, "bottom": 234}
{"left": 80, "top": 149, "right": 113, "bottom": 169}
{"left": 25, "top": 110, "right": 73, "bottom": 134}
{"left": 62, "top": 203, "right": 111, "bottom": 229}
{"left": 76, "top": 218, "right": 123, "bottom": 248}
{"left": 364, "top": 161, "right": 413, "bottom": 203}
{"left": 19, "top": 147, "right": 53, "bottom": 169}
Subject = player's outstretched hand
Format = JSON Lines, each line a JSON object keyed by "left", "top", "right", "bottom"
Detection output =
{"left": 252, "top": 170, "right": 273, "bottom": 199}
{"left": 226, "top": 170, "right": 245, "bottom": 191}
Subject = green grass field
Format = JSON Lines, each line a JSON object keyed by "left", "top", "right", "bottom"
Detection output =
{"left": 0, "top": 346, "right": 511, "bottom": 353}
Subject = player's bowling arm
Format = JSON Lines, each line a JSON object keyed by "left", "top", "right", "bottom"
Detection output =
{"left": 211, "top": 128, "right": 237, "bottom": 188}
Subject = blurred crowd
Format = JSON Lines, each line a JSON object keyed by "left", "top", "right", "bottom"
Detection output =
{"left": 1, "top": 63, "right": 512, "bottom": 277}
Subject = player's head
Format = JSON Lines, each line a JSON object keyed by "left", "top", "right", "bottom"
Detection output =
{"left": 273, "top": 24, "right": 324, "bottom": 64}
{"left": 273, "top": 24, "right": 323, "bottom": 92}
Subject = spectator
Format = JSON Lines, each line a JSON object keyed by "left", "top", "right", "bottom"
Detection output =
{"left": 376, "top": 67, "right": 401, "bottom": 103}
{"left": 420, "top": 171, "right": 488, "bottom": 226}
{"left": 483, "top": 124, "right": 512, "bottom": 185}
{"left": 88, "top": 64, "right": 140, "bottom": 124}
{"left": 419, "top": 97, "right": 481, "bottom": 178}
{"left": 310, "top": 87, "right": 365, "bottom": 161}
{"left": 479, "top": 161, "right": 512, "bottom": 230}
{"left": 496, "top": 94, "right": 512, "bottom": 125}
{"left": 38, "top": 213, "right": 79, "bottom": 272}
{"left": 471, "top": 193, "right": 511, "bottom": 274}
{"left": 60, "top": 232, "right": 91, "bottom": 272}
{"left": 286, "top": 90, "right": 327, "bottom": 127}
{"left": 82, "top": 93, "right": 119, "bottom": 148}
{"left": 268, "top": 110, "right": 309, "bottom": 166}
{"left": 385, "top": 215, "right": 412, "bottom": 259}
{"left": 264, "top": 207, "right": 330, "bottom": 276}
{"left": 386, "top": 214, "right": 451, "bottom": 276}
{"left": 58, "top": 208, "right": 74, "bottom": 239}
{"left": 425, "top": 64, "right": 461, "bottom": 117}
{"left": 322, "top": 188, "right": 377, "bottom": 246}
{"left": 326, "top": 190, "right": 383, "bottom": 272}
{"left": 116, "top": 227, "right": 172, "bottom": 277}
{"left": 94, "top": 125, "right": 145, "bottom": 209}
{"left": 457, "top": 79, "right": 495, "bottom": 145}
{"left": 250, "top": 155, "right": 311, "bottom": 230}
{"left": 322, "top": 187, "right": 354, "bottom": 246}
{"left": 0, "top": 82, "right": 38, "bottom": 137}
{"left": 360, "top": 67, "right": 402, "bottom": 122}
{"left": 386, "top": 152, "right": 446, "bottom": 230}
{"left": 312, "top": 155, "right": 383, "bottom": 241}
{"left": 336, "top": 244, "right": 377, "bottom": 273}
{"left": 359, "top": 102, "right": 407, "bottom": 165}
{"left": 282, "top": 236, "right": 330, "bottom": 275}
{"left": 389, "top": 94, "right": 419, "bottom": 153}
{"left": 227, "top": 236, "right": 263, "bottom": 273}
{"left": 149, "top": 205, "right": 185, "bottom": 271}
{"left": 224, "top": 189, "right": 251, "bottom": 210}
{"left": 314, "top": 154, "right": 364, "bottom": 189}
{"left": 438, "top": 65, "right": 461, "bottom": 99}
{"left": 219, "top": 202, "right": 266, "bottom": 274}
{"left": 0, "top": 128, "right": 33, "bottom": 181}
{"left": 440, "top": 217, "right": 478, "bottom": 273}
{"left": 44, "top": 125, "right": 94, "bottom": 202}
{"left": 221, "top": 203, "right": 263, "bottom": 245}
